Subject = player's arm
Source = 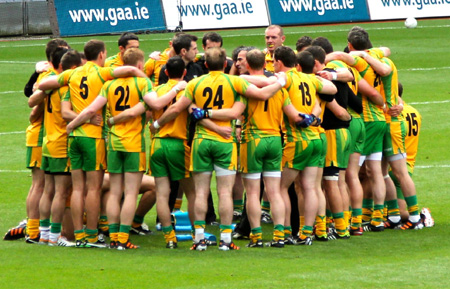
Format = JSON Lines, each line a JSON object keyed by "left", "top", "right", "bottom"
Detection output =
{"left": 316, "top": 68, "right": 354, "bottom": 82}
{"left": 326, "top": 100, "right": 351, "bottom": 121}
{"left": 38, "top": 75, "right": 61, "bottom": 91}
{"left": 143, "top": 81, "right": 186, "bottom": 111}
{"left": 66, "top": 96, "right": 107, "bottom": 133}
{"left": 193, "top": 101, "right": 246, "bottom": 121}
{"left": 349, "top": 51, "right": 391, "bottom": 76}
{"left": 243, "top": 74, "right": 286, "bottom": 101}
{"left": 379, "top": 47, "right": 391, "bottom": 57}
{"left": 316, "top": 76, "right": 337, "bottom": 95}
{"left": 198, "top": 119, "right": 233, "bottom": 139}
{"left": 347, "top": 87, "right": 363, "bottom": 115}
{"left": 325, "top": 52, "right": 357, "bottom": 66}
{"left": 357, "top": 77, "right": 384, "bottom": 106}
{"left": 282, "top": 104, "right": 304, "bottom": 123}
{"left": 108, "top": 102, "right": 146, "bottom": 127}
{"left": 239, "top": 75, "right": 277, "bottom": 88}
{"left": 29, "top": 103, "right": 44, "bottom": 123}
{"left": 151, "top": 95, "right": 192, "bottom": 132}
{"left": 111, "top": 66, "right": 148, "bottom": 79}
{"left": 28, "top": 89, "right": 47, "bottom": 108}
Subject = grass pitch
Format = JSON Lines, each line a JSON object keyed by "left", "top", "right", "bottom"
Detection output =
{"left": 0, "top": 19, "right": 449, "bottom": 288}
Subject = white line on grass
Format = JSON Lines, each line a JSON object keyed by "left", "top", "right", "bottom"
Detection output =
{"left": 0, "top": 131, "right": 25, "bottom": 135}
{"left": 416, "top": 165, "right": 450, "bottom": 169}
{"left": 398, "top": 67, "right": 450, "bottom": 72}
{"left": 0, "top": 170, "right": 29, "bottom": 173}
{"left": 0, "top": 61, "right": 36, "bottom": 64}
{"left": 1, "top": 24, "right": 449, "bottom": 49}
{"left": 410, "top": 100, "right": 450, "bottom": 105}
{"left": 0, "top": 91, "right": 22, "bottom": 95}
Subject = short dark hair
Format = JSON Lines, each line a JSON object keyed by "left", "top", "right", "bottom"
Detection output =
{"left": 274, "top": 46, "right": 296, "bottom": 68}
{"left": 296, "top": 36, "right": 312, "bottom": 52}
{"left": 202, "top": 32, "right": 223, "bottom": 47}
{"left": 84, "top": 40, "right": 106, "bottom": 61}
{"left": 166, "top": 56, "right": 185, "bottom": 79}
{"left": 118, "top": 32, "right": 139, "bottom": 48}
{"left": 246, "top": 49, "right": 265, "bottom": 71}
{"left": 45, "top": 38, "right": 69, "bottom": 61}
{"left": 296, "top": 51, "right": 315, "bottom": 74}
{"left": 305, "top": 46, "right": 326, "bottom": 64}
{"left": 347, "top": 30, "right": 371, "bottom": 50}
{"left": 61, "top": 50, "right": 82, "bottom": 71}
{"left": 312, "top": 37, "right": 334, "bottom": 54}
{"left": 205, "top": 47, "right": 226, "bottom": 71}
{"left": 50, "top": 47, "right": 69, "bottom": 69}
{"left": 173, "top": 34, "right": 198, "bottom": 55}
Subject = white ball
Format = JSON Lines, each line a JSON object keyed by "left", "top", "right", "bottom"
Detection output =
{"left": 405, "top": 17, "right": 418, "bottom": 29}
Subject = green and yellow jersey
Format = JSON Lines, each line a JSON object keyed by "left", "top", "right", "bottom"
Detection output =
{"left": 99, "top": 77, "right": 151, "bottom": 152}
{"left": 104, "top": 52, "right": 123, "bottom": 68}
{"left": 185, "top": 71, "right": 248, "bottom": 143}
{"left": 152, "top": 80, "right": 189, "bottom": 140}
{"left": 144, "top": 48, "right": 170, "bottom": 86}
{"left": 402, "top": 103, "right": 421, "bottom": 172}
{"left": 283, "top": 68, "right": 321, "bottom": 142}
{"left": 58, "top": 61, "right": 114, "bottom": 139}
{"left": 241, "top": 75, "right": 289, "bottom": 143}
{"left": 380, "top": 57, "right": 403, "bottom": 123}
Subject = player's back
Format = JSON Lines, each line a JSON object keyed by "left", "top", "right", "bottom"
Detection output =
{"left": 103, "top": 77, "right": 150, "bottom": 152}
{"left": 64, "top": 61, "right": 113, "bottom": 138}
{"left": 186, "top": 71, "right": 247, "bottom": 142}
{"left": 402, "top": 103, "right": 421, "bottom": 171}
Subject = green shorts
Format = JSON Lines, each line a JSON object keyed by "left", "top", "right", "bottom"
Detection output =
{"left": 389, "top": 169, "right": 413, "bottom": 200}
{"left": 41, "top": 156, "right": 70, "bottom": 174}
{"left": 325, "top": 128, "right": 351, "bottom": 169}
{"left": 282, "top": 139, "right": 321, "bottom": 171}
{"left": 107, "top": 150, "right": 146, "bottom": 173}
{"left": 383, "top": 121, "right": 407, "bottom": 157}
{"left": 150, "top": 138, "right": 190, "bottom": 180}
{"left": 68, "top": 137, "right": 106, "bottom": 171}
{"left": 190, "top": 138, "right": 237, "bottom": 172}
{"left": 348, "top": 117, "right": 365, "bottom": 154}
{"left": 240, "top": 137, "right": 282, "bottom": 173}
{"left": 318, "top": 133, "right": 327, "bottom": 168}
{"left": 362, "top": 121, "right": 386, "bottom": 156}
{"left": 26, "top": 146, "right": 42, "bottom": 169}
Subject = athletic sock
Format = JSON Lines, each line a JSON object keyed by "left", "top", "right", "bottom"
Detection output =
{"left": 261, "top": 201, "right": 270, "bottom": 213}
{"left": 344, "top": 210, "right": 351, "bottom": 229}
{"left": 109, "top": 223, "right": 119, "bottom": 242}
{"left": 371, "top": 204, "right": 384, "bottom": 226}
{"left": 49, "top": 222, "right": 62, "bottom": 243}
{"left": 326, "top": 209, "right": 333, "bottom": 229}
{"left": 351, "top": 208, "right": 362, "bottom": 230}
{"left": 273, "top": 224, "right": 284, "bottom": 241}
{"left": 131, "top": 214, "right": 144, "bottom": 228}
{"left": 173, "top": 198, "right": 183, "bottom": 211}
{"left": 162, "top": 225, "right": 176, "bottom": 243}
{"left": 299, "top": 216, "right": 305, "bottom": 231}
{"left": 39, "top": 219, "right": 50, "bottom": 242}
{"left": 300, "top": 225, "right": 313, "bottom": 240}
{"left": 362, "top": 198, "right": 374, "bottom": 223}
{"left": 333, "top": 212, "right": 346, "bottom": 235}
{"left": 27, "top": 219, "right": 40, "bottom": 239}
{"left": 194, "top": 221, "right": 205, "bottom": 242}
{"left": 74, "top": 229, "right": 85, "bottom": 242}
{"left": 250, "top": 227, "right": 263, "bottom": 243}
{"left": 284, "top": 226, "right": 292, "bottom": 238}
{"left": 405, "top": 195, "right": 420, "bottom": 222}
{"left": 386, "top": 199, "right": 401, "bottom": 222}
{"left": 315, "top": 215, "right": 327, "bottom": 237}
{"left": 233, "top": 199, "right": 244, "bottom": 213}
{"left": 98, "top": 215, "right": 109, "bottom": 233}
{"left": 220, "top": 224, "right": 233, "bottom": 243}
{"left": 118, "top": 225, "right": 131, "bottom": 244}
{"left": 85, "top": 228, "right": 98, "bottom": 243}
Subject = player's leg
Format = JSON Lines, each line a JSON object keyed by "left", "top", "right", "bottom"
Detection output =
{"left": 298, "top": 166, "right": 318, "bottom": 244}
{"left": 49, "top": 172, "right": 71, "bottom": 245}
{"left": 243, "top": 176, "right": 262, "bottom": 246}
{"left": 232, "top": 173, "right": 245, "bottom": 221}
{"left": 131, "top": 174, "right": 156, "bottom": 235}
{"left": 39, "top": 173, "right": 55, "bottom": 244}
{"left": 25, "top": 165, "right": 45, "bottom": 243}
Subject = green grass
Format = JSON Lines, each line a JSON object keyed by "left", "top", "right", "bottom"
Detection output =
{"left": 1, "top": 19, "right": 449, "bottom": 288}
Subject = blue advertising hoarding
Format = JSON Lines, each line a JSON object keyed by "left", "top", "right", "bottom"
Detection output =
{"left": 53, "top": 0, "right": 166, "bottom": 36}
{"left": 267, "top": 0, "right": 370, "bottom": 25}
